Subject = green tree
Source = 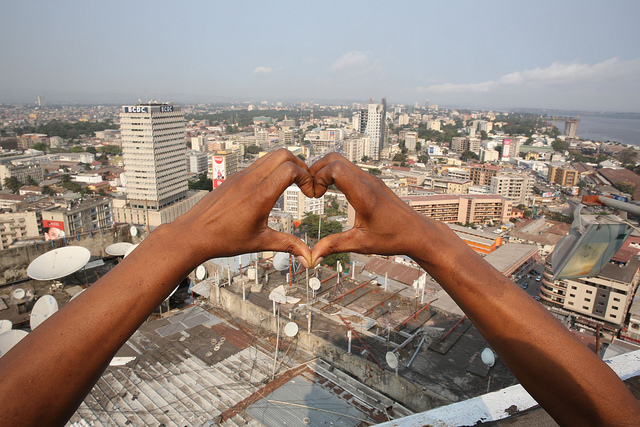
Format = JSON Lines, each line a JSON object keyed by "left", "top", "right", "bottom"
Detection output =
{"left": 41, "top": 185, "right": 55, "bottom": 196}
{"left": 392, "top": 153, "right": 407, "bottom": 163}
{"left": 618, "top": 148, "right": 638, "bottom": 165}
{"left": 85, "top": 146, "right": 97, "bottom": 154}
{"left": 25, "top": 175, "right": 37, "bottom": 186}
{"left": 460, "top": 150, "right": 479, "bottom": 161}
{"left": 417, "top": 154, "right": 429, "bottom": 164}
{"left": 99, "top": 145, "right": 122, "bottom": 156}
{"left": 70, "top": 145, "right": 84, "bottom": 153}
{"left": 299, "top": 213, "right": 342, "bottom": 240}
{"left": 361, "top": 155, "right": 371, "bottom": 162}
{"left": 188, "top": 174, "right": 213, "bottom": 191}
{"left": 551, "top": 139, "right": 570, "bottom": 152}
{"left": 480, "top": 130, "right": 488, "bottom": 140}
{"left": 32, "top": 142, "right": 48, "bottom": 152}
{"left": 245, "top": 145, "right": 261, "bottom": 155}
{"left": 415, "top": 141, "right": 422, "bottom": 152}
{"left": 3, "top": 177, "right": 22, "bottom": 193}
{"left": 321, "top": 252, "right": 351, "bottom": 269}
{"left": 368, "top": 168, "right": 382, "bottom": 176}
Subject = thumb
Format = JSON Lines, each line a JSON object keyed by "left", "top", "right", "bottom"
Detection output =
{"left": 311, "top": 228, "right": 362, "bottom": 267}
{"left": 259, "top": 229, "right": 312, "bottom": 268}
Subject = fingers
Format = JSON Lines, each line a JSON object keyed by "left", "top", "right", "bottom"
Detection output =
{"left": 258, "top": 229, "right": 312, "bottom": 268}
{"left": 251, "top": 148, "right": 309, "bottom": 181}
{"left": 259, "top": 160, "right": 314, "bottom": 206}
{"left": 310, "top": 229, "right": 364, "bottom": 267}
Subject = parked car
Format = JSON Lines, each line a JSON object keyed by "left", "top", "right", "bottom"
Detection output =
{"left": 522, "top": 283, "right": 529, "bottom": 289}
{"left": 536, "top": 276, "right": 541, "bottom": 282}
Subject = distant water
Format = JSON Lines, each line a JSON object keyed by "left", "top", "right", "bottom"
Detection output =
{"left": 576, "top": 115, "right": 640, "bottom": 146}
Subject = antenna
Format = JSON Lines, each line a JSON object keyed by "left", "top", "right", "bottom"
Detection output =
{"left": 272, "top": 252, "right": 290, "bottom": 271}
{"left": 12, "top": 289, "right": 25, "bottom": 300}
{"left": 27, "top": 246, "right": 91, "bottom": 281}
{"left": 106, "top": 242, "right": 134, "bottom": 256}
{"left": 30, "top": 295, "right": 58, "bottom": 330}
{"left": 284, "top": 322, "right": 299, "bottom": 337}
{"left": 130, "top": 226, "right": 138, "bottom": 237}
{"left": 0, "top": 330, "right": 28, "bottom": 357}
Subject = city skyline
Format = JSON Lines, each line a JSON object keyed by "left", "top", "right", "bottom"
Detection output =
{"left": 1, "top": 1, "right": 640, "bottom": 112}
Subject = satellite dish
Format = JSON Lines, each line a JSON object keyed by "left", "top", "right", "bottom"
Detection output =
{"left": 268, "top": 285, "right": 288, "bottom": 304}
{"left": 30, "top": 295, "right": 58, "bottom": 330}
{"left": 273, "top": 252, "right": 290, "bottom": 271}
{"left": 106, "top": 242, "right": 134, "bottom": 256}
{"left": 386, "top": 351, "right": 398, "bottom": 369}
{"left": 130, "top": 226, "right": 138, "bottom": 237}
{"left": 12, "top": 289, "right": 25, "bottom": 300}
{"left": 123, "top": 243, "right": 139, "bottom": 258}
{"left": 0, "top": 330, "right": 28, "bottom": 357}
{"left": 195, "top": 265, "right": 207, "bottom": 280}
{"left": 309, "top": 277, "right": 321, "bottom": 291}
{"left": 284, "top": 322, "right": 299, "bottom": 337}
{"left": 0, "top": 320, "right": 12, "bottom": 334}
{"left": 70, "top": 288, "right": 85, "bottom": 301}
{"left": 27, "top": 246, "right": 91, "bottom": 280}
{"left": 481, "top": 348, "right": 496, "bottom": 367}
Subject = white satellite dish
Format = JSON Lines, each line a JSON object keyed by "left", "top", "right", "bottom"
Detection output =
{"left": 106, "top": 242, "right": 134, "bottom": 256}
{"left": 30, "top": 295, "right": 58, "bottom": 330}
{"left": 268, "top": 285, "right": 289, "bottom": 304}
{"left": 386, "top": 351, "right": 398, "bottom": 369}
{"left": 130, "top": 226, "right": 138, "bottom": 237}
{"left": 0, "top": 330, "right": 28, "bottom": 357}
{"left": 12, "top": 288, "right": 25, "bottom": 300}
{"left": 481, "top": 347, "right": 496, "bottom": 367}
{"left": 0, "top": 320, "right": 12, "bottom": 334}
{"left": 309, "top": 277, "right": 321, "bottom": 291}
{"left": 195, "top": 265, "right": 207, "bottom": 280}
{"left": 272, "top": 252, "right": 290, "bottom": 271}
{"left": 27, "top": 246, "right": 91, "bottom": 281}
{"left": 123, "top": 243, "right": 139, "bottom": 258}
{"left": 284, "top": 322, "right": 299, "bottom": 337}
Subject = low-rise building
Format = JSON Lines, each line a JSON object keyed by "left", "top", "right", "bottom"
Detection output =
{"left": 400, "top": 194, "right": 512, "bottom": 225}
{"left": 41, "top": 197, "right": 114, "bottom": 236}
{"left": 0, "top": 210, "right": 41, "bottom": 250}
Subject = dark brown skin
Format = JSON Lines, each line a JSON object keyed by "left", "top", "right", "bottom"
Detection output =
{"left": 309, "top": 153, "right": 640, "bottom": 427}
{"left": 0, "top": 150, "right": 638, "bottom": 426}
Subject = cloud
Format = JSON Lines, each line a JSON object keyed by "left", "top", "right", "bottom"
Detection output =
{"left": 420, "top": 58, "right": 640, "bottom": 94}
{"left": 253, "top": 66, "right": 273, "bottom": 75}
{"left": 329, "top": 51, "right": 380, "bottom": 74}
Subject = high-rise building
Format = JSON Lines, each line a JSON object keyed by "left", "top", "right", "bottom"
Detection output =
{"left": 343, "top": 134, "right": 369, "bottom": 162}
{"left": 352, "top": 98, "right": 386, "bottom": 160}
{"left": 564, "top": 119, "right": 578, "bottom": 139}
{"left": 120, "top": 103, "right": 188, "bottom": 210}
{"left": 284, "top": 184, "right": 324, "bottom": 222}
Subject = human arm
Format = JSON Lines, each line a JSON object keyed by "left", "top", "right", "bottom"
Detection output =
{"left": 0, "top": 149, "right": 314, "bottom": 426}
{"left": 309, "top": 153, "right": 640, "bottom": 426}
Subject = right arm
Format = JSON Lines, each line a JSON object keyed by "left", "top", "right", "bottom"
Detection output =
{"left": 309, "top": 153, "right": 640, "bottom": 426}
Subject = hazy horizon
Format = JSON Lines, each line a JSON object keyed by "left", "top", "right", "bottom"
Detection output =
{"left": 2, "top": 1, "right": 639, "bottom": 113}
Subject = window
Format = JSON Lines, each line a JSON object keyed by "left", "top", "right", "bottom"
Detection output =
{"left": 612, "top": 306, "right": 619, "bottom": 310}
{"left": 585, "top": 298, "right": 591, "bottom": 302}
{"left": 614, "top": 297, "right": 621, "bottom": 302}
{"left": 586, "top": 290, "right": 593, "bottom": 294}
{"left": 583, "top": 306, "right": 589, "bottom": 310}
{"left": 569, "top": 293, "right": 575, "bottom": 297}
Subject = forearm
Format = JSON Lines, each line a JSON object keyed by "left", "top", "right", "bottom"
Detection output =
{"left": 0, "top": 222, "right": 199, "bottom": 426}
{"left": 410, "top": 217, "right": 640, "bottom": 426}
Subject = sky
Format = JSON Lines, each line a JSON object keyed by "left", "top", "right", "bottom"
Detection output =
{"left": 1, "top": 0, "right": 640, "bottom": 112}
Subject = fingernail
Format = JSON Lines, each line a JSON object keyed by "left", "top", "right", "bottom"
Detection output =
{"left": 297, "top": 256, "right": 309, "bottom": 269}
{"left": 314, "top": 257, "right": 324, "bottom": 267}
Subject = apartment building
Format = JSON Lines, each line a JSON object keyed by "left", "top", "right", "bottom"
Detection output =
{"left": 490, "top": 173, "right": 534, "bottom": 205}
{"left": 401, "top": 194, "right": 512, "bottom": 225}
{"left": 548, "top": 165, "right": 579, "bottom": 187}
{"left": 469, "top": 163, "right": 499, "bottom": 186}
{"left": 352, "top": 99, "right": 386, "bottom": 160}
{"left": 41, "top": 197, "right": 113, "bottom": 236}
{"left": 284, "top": 184, "right": 324, "bottom": 222}
{"left": 343, "top": 134, "right": 369, "bottom": 162}
{"left": 0, "top": 210, "right": 41, "bottom": 250}
{"left": 0, "top": 162, "right": 44, "bottom": 189}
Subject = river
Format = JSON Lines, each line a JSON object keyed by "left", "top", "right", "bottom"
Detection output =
{"left": 575, "top": 114, "right": 640, "bottom": 146}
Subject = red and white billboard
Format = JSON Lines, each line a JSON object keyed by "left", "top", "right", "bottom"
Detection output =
{"left": 212, "top": 155, "right": 226, "bottom": 188}
{"left": 42, "top": 219, "right": 65, "bottom": 241}
{"left": 502, "top": 139, "right": 511, "bottom": 160}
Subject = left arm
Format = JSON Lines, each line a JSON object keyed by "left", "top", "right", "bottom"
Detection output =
{"left": 0, "top": 149, "right": 314, "bottom": 426}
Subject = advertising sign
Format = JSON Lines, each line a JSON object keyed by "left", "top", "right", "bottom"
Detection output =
{"left": 212, "top": 156, "right": 226, "bottom": 188}
{"left": 42, "top": 220, "right": 65, "bottom": 241}
{"left": 123, "top": 106, "right": 149, "bottom": 113}
{"left": 502, "top": 139, "right": 511, "bottom": 159}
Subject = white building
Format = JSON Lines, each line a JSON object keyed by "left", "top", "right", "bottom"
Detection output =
{"left": 352, "top": 100, "right": 386, "bottom": 160}
{"left": 189, "top": 151, "right": 209, "bottom": 175}
{"left": 480, "top": 148, "right": 499, "bottom": 163}
{"left": 343, "top": 134, "right": 369, "bottom": 162}
{"left": 120, "top": 103, "right": 188, "bottom": 210}
{"left": 284, "top": 184, "right": 324, "bottom": 222}
{"left": 490, "top": 173, "right": 534, "bottom": 205}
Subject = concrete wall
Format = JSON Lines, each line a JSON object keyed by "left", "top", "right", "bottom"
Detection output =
{"left": 0, "top": 224, "right": 148, "bottom": 284}
{"left": 212, "top": 284, "right": 447, "bottom": 413}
